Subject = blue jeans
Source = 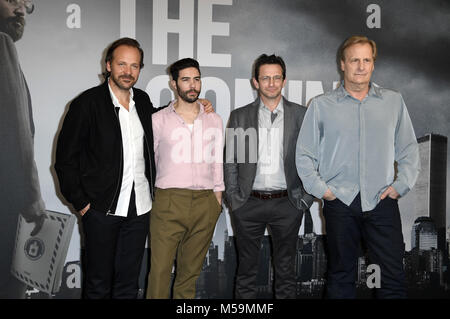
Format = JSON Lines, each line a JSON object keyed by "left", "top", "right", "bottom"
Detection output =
{"left": 323, "top": 193, "right": 406, "bottom": 299}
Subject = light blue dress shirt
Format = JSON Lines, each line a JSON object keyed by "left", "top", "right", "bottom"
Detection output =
{"left": 295, "top": 83, "right": 420, "bottom": 212}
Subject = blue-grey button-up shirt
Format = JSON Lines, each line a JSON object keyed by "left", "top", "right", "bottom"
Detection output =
{"left": 295, "top": 83, "right": 420, "bottom": 212}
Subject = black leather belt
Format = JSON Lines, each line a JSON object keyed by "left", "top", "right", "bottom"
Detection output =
{"left": 251, "top": 190, "right": 288, "bottom": 200}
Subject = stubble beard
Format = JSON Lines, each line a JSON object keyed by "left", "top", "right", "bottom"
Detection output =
{"left": 178, "top": 87, "right": 200, "bottom": 104}
{"left": 111, "top": 74, "right": 137, "bottom": 91}
{"left": 260, "top": 88, "right": 282, "bottom": 101}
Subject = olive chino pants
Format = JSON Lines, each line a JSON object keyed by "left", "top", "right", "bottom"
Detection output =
{"left": 146, "top": 188, "right": 222, "bottom": 299}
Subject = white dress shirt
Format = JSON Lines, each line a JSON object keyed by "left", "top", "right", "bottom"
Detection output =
{"left": 252, "top": 99, "right": 287, "bottom": 191}
{"left": 108, "top": 82, "right": 152, "bottom": 217}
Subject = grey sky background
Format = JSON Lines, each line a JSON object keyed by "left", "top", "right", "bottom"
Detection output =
{"left": 13, "top": 0, "right": 449, "bottom": 260}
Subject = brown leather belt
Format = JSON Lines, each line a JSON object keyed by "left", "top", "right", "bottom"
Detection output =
{"left": 251, "top": 190, "right": 288, "bottom": 200}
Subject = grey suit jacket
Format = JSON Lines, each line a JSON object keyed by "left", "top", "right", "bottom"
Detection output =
{"left": 224, "top": 97, "right": 314, "bottom": 212}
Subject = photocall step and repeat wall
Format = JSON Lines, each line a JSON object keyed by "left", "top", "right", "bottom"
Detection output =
{"left": 1, "top": 0, "right": 449, "bottom": 299}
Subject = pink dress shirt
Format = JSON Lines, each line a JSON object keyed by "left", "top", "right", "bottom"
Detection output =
{"left": 152, "top": 101, "right": 225, "bottom": 192}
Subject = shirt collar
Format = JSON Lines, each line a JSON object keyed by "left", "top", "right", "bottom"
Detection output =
{"left": 368, "top": 82, "right": 383, "bottom": 98}
{"left": 336, "top": 81, "right": 382, "bottom": 102}
{"left": 108, "top": 80, "right": 135, "bottom": 110}
{"left": 168, "top": 99, "right": 205, "bottom": 114}
{"left": 259, "top": 97, "right": 284, "bottom": 114}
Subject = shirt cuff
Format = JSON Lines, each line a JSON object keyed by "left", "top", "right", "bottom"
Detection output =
{"left": 310, "top": 180, "right": 329, "bottom": 200}
{"left": 391, "top": 181, "right": 410, "bottom": 197}
{"left": 213, "top": 185, "right": 225, "bottom": 192}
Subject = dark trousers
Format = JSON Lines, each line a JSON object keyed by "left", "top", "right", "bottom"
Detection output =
{"left": 231, "top": 195, "right": 303, "bottom": 299}
{"left": 323, "top": 193, "right": 406, "bottom": 299}
{"left": 82, "top": 190, "right": 149, "bottom": 299}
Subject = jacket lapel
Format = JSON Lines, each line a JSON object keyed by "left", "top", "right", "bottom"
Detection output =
{"left": 248, "top": 99, "right": 260, "bottom": 160}
{"left": 247, "top": 98, "right": 260, "bottom": 129}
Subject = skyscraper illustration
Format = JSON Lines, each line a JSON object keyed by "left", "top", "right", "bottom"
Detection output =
{"left": 399, "top": 134, "right": 447, "bottom": 251}
{"left": 412, "top": 217, "right": 438, "bottom": 251}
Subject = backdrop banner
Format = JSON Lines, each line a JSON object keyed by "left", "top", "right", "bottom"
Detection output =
{"left": 0, "top": 0, "right": 448, "bottom": 299}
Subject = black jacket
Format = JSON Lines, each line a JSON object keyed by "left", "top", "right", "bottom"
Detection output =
{"left": 55, "top": 81, "right": 157, "bottom": 214}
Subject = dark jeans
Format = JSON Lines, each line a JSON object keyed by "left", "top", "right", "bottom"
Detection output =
{"left": 232, "top": 195, "right": 303, "bottom": 299}
{"left": 323, "top": 193, "right": 406, "bottom": 299}
{"left": 82, "top": 190, "right": 149, "bottom": 299}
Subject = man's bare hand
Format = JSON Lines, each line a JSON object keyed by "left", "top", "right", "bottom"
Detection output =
{"left": 199, "top": 98, "right": 214, "bottom": 113}
{"left": 322, "top": 188, "right": 337, "bottom": 201}
{"left": 22, "top": 210, "right": 48, "bottom": 236}
{"left": 214, "top": 191, "right": 222, "bottom": 206}
{"left": 79, "top": 203, "right": 91, "bottom": 216}
{"left": 380, "top": 186, "right": 399, "bottom": 200}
